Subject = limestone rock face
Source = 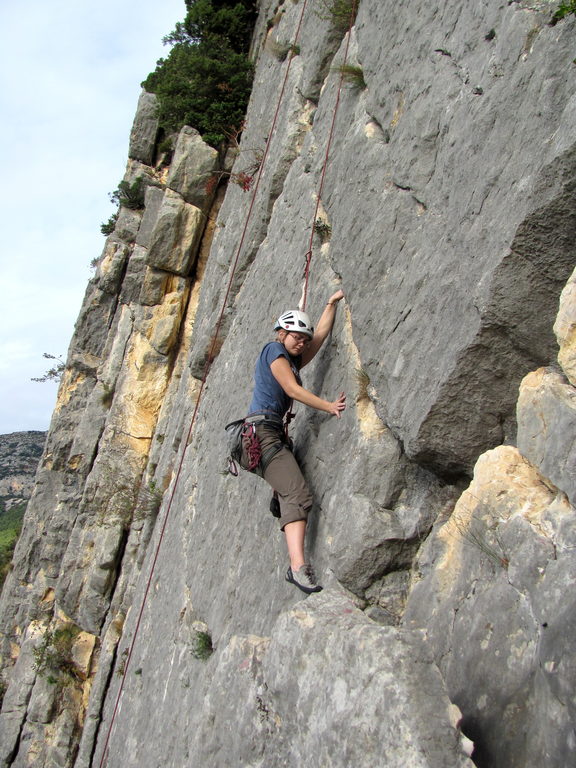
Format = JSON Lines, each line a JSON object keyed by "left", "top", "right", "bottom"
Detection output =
{"left": 167, "top": 126, "right": 220, "bottom": 210}
{"left": 1, "top": 1, "right": 576, "bottom": 767}
{"left": 128, "top": 90, "right": 159, "bottom": 165}
{"left": 517, "top": 367, "right": 576, "bottom": 505}
{"left": 404, "top": 446, "right": 576, "bottom": 768}
{"left": 186, "top": 592, "right": 474, "bottom": 768}
{"left": 555, "top": 265, "right": 576, "bottom": 386}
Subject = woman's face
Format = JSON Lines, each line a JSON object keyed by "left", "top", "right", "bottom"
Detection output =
{"left": 279, "top": 330, "right": 311, "bottom": 355}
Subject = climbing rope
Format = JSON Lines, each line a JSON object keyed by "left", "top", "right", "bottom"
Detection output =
{"left": 300, "top": 0, "right": 358, "bottom": 312}
{"left": 97, "top": 1, "right": 360, "bottom": 762}
{"left": 96, "top": 3, "right": 312, "bottom": 766}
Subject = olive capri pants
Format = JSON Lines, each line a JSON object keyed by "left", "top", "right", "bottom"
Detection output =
{"left": 243, "top": 424, "right": 313, "bottom": 530}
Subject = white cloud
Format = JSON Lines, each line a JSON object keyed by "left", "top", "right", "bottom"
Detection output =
{"left": 0, "top": 0, "right": 185, "bottom": 434}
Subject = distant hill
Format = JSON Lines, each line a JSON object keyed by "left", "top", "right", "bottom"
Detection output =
{"left": 0, "top": 430, "right": 46, "bottom": 511}
{"left": 0, "top": 431, "right": 46, "bottom": 588}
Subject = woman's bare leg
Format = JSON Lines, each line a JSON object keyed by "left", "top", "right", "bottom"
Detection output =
{"left": 284, "top": 519, "right": 306, "bottom": 571}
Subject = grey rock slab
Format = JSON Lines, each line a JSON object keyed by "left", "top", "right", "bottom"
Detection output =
{"left": 404, "top": 446, "right": 576, "bottom": 768}
{"left": 517, "top": 366, "right": 576, "bottom": 505}
{"left": 322, "top": 0, "right": 576, "bottom": 473}
{"left": 135, "top": 185, "right": 166, "bottom": 249}
{"left": 106, "top": 590, "right": 473, "bottom": 768}
{"left": 128, "top": 90, "right": 159, "bottom": 165}
{"left": 96, "top": 241, "right": 130, "bottom": 296}
{"left": 264, "top": 591, "right": 474, "bottom": 767}
{"left": 554, "top": 264, "right": 576, "bottom": 386}
{"left": 146, "top": 189, "right": 205, "bottom": 276}
{"left": 166, "top": 126, "right": 219, "bottom": 210}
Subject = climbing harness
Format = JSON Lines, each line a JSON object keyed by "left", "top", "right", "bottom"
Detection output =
{"left": 98, "top": 1, "right": 358, "bottom": 763}
{"left": 226, "top": 412, "right": 288, "bottom": 477}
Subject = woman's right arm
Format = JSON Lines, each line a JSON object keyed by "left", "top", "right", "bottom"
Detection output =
{"left": 270, "top": 357, "right": 346, "bottom": 418}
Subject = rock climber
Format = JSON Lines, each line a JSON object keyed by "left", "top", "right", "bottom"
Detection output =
{"left": 241, "top": 289, "right": 346, "bottom": 594}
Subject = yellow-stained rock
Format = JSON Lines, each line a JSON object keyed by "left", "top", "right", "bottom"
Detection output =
{"left": 436, "top": 445, "right": 555, "bottom": 589}
{"left": 147, "top": 288, "right": 189, "bottom": 355}
{"left": 71, "top": 631, "right": 97, "bottom": 681}
{"left": 118, "top": 334, "right": 172, "bottom": 448}
{"left": 517, "top": 366, "right": 576, "bottom": 505}
{"left": 342, "top": 306, "right": 386, "bottom": 440}
{"left": 53, "top": 370, "right": 87, "bottom": 413}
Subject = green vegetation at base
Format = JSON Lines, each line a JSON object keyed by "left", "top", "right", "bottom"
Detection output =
{"left": 0, "top": 502, "right": 25, "bottom": 589}
{"left": 142, "top": 0, "right": 257, "bottom": 147}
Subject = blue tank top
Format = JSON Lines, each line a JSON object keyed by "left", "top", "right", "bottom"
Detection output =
{"left": 248, "top": 342, "right": 302, "bottom": 417}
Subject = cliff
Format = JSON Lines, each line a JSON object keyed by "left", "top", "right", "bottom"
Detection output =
{"left": 1, "top": 1, "right": 576, "bottom": 766}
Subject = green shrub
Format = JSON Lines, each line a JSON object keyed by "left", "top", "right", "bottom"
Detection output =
{"left": 551, "top": 0, "right": 576, "bottom": 23}
{"left": 100, "top": 212, "right": 118, "bottom": 236}
{"left": 143, "top": 42, "right": 254, "bottom": 147}
{"left": 334, "top": 63, "right": 366, "bottom": 89}
{"left": 142, "top": 0, "right": 256, "bottom": 147}
{"left": 314, "top": 218, "right": 332, "bottom": 242}
{"left": 109, "top": 177, "right": 146, "bottom": 210}
{"left": 100, "top": 382, "right": 115, "bottom": 409}
{"left": 316, "top": 0, "right": 358, "bottom": 32}
{"left": 163, "top": 0, "right": 256, "bottom": 53}
{"left": 32, "top": 623, "right": 81, "bottom": 684}
{"left": 192, "top": 629, "right": 213, "bottom": 660}
{"left": 355, "top": 367, "right": 370, "bottom": 401}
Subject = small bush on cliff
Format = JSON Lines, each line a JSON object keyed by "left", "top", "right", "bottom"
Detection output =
{"left": 316, "top": 0, "right": 358, "bottom": 32}
{"left": 109, "top": 177, "right": 146, "bottom": 210}
{"left": 142, "top": 0, "right": 256, "bottom": 147}
{"left": 31, "top": 353, "right": 65, "bottom": 383}
{"left": 192, "top": 630, "right": 213, "bottom": 660}
{"left": 314, "top": 218, "right": 332, "bottom": 243}
{"left": 100, "top": 212, "right": 119, "bottom": 236}
{"left": 334, "top": 63, "right": 366, "bottom": 89}
{"left": 33, "top": 623, "right": 81, "bottom": 685}
{"left": 551, "top": 0, "right": 576, "bottom": 24}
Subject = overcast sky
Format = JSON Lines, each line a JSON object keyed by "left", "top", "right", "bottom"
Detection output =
{"left": 0, "top": 0, "right": 185, "bottom": 435}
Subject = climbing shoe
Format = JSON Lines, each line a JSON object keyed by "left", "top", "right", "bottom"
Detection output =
{"left": 285, "top": 564, "right": 323, "bottom": 595}
{"left": 270, "top": 492, "right": 281, "bottom": 518}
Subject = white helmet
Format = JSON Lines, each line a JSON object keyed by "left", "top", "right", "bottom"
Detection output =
{"left": 274, "top": 310, "right": 314, "bottom": 338}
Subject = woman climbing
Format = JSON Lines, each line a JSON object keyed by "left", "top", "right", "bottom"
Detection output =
{"left": 241, "top": 289, "right": 346, "bottom": 594}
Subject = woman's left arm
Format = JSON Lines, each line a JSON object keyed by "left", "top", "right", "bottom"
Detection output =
{"left": 300, "top": 290, "right": 345, "bottom": 367}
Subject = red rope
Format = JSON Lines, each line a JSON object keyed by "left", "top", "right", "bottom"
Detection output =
{"left": 96, "top": 5, "right": 310, "bottom": 766}
{"left": 301, "top": 0, "right": 358, "bottom": 312}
